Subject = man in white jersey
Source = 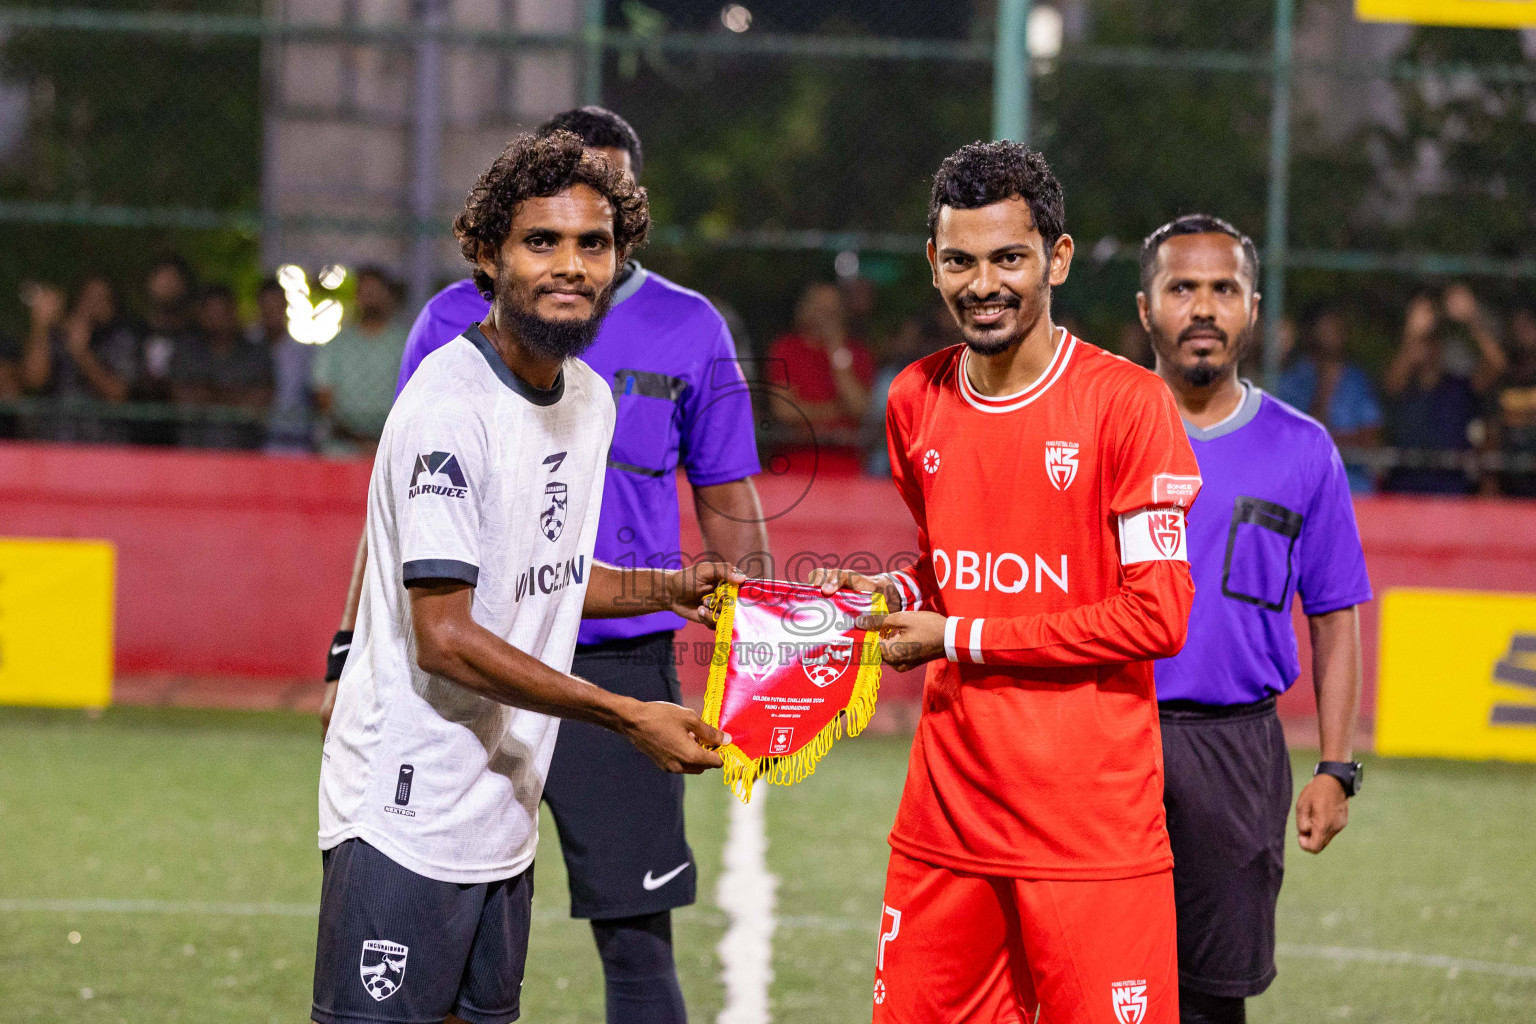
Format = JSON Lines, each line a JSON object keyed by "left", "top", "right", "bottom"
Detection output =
{"left": 313, "top": 130, "right": 736, "bottom": 1024}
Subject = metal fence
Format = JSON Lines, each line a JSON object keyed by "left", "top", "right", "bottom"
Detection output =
{"left": 0, "top": 0, "right": 1533, "bottom": 483}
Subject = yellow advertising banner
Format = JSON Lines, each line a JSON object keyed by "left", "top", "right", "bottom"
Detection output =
{"left": 1376, "top": 588, "right": 1536, "bottom": 762}
{"left": 0, "top": 539, "right": 115, "bottom": 709}
{"left": 1357, "top": 0, "right": 1536, "bottom": 28}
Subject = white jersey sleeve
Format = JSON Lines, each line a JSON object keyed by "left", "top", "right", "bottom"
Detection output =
{"left": 396, "top": 407, "right": 495, "bottom": 588}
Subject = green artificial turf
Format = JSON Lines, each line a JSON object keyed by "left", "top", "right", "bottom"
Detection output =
{"left": 2, "top": 705, "right": 1533, "bottom": 1023}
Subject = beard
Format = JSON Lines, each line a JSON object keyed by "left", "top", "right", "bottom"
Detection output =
{"left": 1150, "top": 320, "right": 1254, "bottom": 388}
{"left": 494, "top": 274, "right": 614, "bottom": 362}
{"left": 949, "top": 266, "right": 1050, "bottom": 357}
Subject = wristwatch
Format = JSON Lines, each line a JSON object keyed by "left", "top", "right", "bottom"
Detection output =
{"left": 1314, "top": 760, "right": 1363, "bottom": 797}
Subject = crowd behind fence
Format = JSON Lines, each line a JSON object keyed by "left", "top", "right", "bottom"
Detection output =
{"left": 0, "top": 1, "right": 1533, "bottom": 494}
{"left": 2, "top": 248, "right": 1534, "bottom": 499}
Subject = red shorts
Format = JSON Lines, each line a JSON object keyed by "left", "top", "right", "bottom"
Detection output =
{"left": 872, "top": 851, "right": 1177, "bottom": 1024}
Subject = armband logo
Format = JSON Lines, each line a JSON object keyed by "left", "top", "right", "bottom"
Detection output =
{"left": 408, "top": 451, "right": 468, "bottom": 499}
{"left": 1148, "top": 511, "right": 1184, "bottom": 558}
{"left": 1118, "top": 507, "right": 1187, "bottom": 564}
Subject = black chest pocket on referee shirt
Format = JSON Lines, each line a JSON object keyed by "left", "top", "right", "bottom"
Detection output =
{"left": 1221, "top": 496, "right": 1303, "bottom": 612}
{"left": 608, "top": 369, "right": 688, "bottom": 477}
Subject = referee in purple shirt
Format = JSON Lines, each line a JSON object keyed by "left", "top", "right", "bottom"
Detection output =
{"left": 1138, "top": 215, "right": 1372, "bottom": 1024}
{"left": 322, "top": 108, "right": 768, "bottom": 1024}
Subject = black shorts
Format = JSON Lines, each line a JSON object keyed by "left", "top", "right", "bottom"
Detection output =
{"left": 311, "top": 838, "right": 532, "bottom": 1024}
{"left": 543, "top": 630, "right": 695, "bottom": 920}
{"left": 1160, "top": 696, "right": 1292, "bottom": 999}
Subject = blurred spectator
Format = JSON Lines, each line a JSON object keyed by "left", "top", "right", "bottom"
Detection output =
{"left": 19, "top": 277, "right": 139, "bottom": 443}
{"left": 839, "top": 274, "right": 878, "bottom": 340}
{"left": 862, "top": 310, "right": 953, "bottom": 476}
{"left": 134, "top": 254, "right": 198, "bottom": 444}
{"left": 0, "top": 325, "right": 21, "bottom": 439}
{"left": 766, "top": 282, "right": 874, "bottom": 459}
{"left": 257, "top": 277, "right": 314, "bottom": 453}
{"left": 1382, "top": 288, "right": 1505, "bottom": 494}
{"left": 1277, "top": 307, "right": 1383, "bottom": 493}
{"left": 1493, "top": 306, "right": 1536, "bottom": 497}
{"left": 170, "top": 284, "right": 273, "bottom": 449}
{"left": 313, "top": 267, "right": 408, "bottom": 457}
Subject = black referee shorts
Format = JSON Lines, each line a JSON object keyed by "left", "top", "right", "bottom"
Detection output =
{"left": 543, "top": 630, "right": 696, "bottom": 920}
{"left": 1160, "top": 696, "right": 1292, "bottom": 999}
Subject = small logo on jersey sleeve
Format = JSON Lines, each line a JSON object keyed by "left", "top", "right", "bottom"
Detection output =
{"left": 1111, "top": 980, "right": 1148, "bottom": 1024}
{"left": 922, "top": 449, "right": 941, "bottom": 474}
{"left": 1152, "top": 473, "right": 1201, "bottom": 508}
{"left": 360, "top": 940, "right": 408, "bottom": 1001}
{"left": 408, "top": 451, "right": 468, "bottom": 499}
{"left": 1045, "top": 441, "right": 1080, "bottom": 490}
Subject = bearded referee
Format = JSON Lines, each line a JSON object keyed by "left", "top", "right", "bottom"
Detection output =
{"left": 323, "top": 107, "right": 767, "bottom": 1024}
{"left": 313, "top": 131, "right": 741, "bottom": 1024}
{"left": 1139, "top": 215, "right": 1371, "bottom": 1024}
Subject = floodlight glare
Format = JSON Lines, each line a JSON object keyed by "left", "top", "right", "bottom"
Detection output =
{"left": 1028, "top": 5, "right": 1064, "bottom": 60}
{"left": 721, "top": 4, "right": 751, "bottom": 33}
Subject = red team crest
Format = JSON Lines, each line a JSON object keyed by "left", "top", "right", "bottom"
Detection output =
{"left": 1147, "top": 511, "right": 1184, "bottom": 559}
{"left": 802, "top": 637, "right": 855, "bottom": 688}
{"left": 1044, "top": 441, "right": 1079, "bottom": 490}
{"left": 1111, "top": 980, "right": 1148, "bottom": 1024}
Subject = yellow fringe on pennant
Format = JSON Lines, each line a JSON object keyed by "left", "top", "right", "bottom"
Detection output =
{"left": 701, "top": 582, "right": 887, "bottom": 803}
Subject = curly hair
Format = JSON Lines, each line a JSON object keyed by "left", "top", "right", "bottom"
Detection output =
{"left": 928, "top": 141, "right": 1065, "bottom": 251}
{"left": 454, "top": 130, "right": 650, "bottom": 300}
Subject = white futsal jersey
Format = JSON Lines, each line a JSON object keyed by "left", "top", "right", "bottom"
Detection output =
{"left": 319, "top": 327, "right": 614, "bottom": 884}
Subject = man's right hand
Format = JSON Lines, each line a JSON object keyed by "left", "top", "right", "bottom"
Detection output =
{"left": 807, "top": 567, "right": 902, "bottom": 608}
{"left": 619, "top": 700, "right": 729, "bottom": 774}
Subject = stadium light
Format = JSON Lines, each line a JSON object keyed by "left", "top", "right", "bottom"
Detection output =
{"left": 277, "top": 263, "right": 345, "bottom": 346}
{"left": 1028, "top": 4, "right": 1064, "bottom": 60}
{"left": 318, "top": 263, "right": 348, "bottom": 290}
{"left": 720, "top": 4, "right": 751, "bottom": 33}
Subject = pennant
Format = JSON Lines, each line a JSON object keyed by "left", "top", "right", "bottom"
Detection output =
{"left": 702, "top": 579, "right": 886, "bottom": 802}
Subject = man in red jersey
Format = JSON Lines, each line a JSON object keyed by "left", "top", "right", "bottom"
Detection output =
{"left": 814, "top": 141, "right": 1201, "bottom": 1024}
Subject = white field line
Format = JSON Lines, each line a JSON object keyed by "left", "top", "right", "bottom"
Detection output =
{"left": 9, "top": 898, "right": 1532, "bottom": 986}
{"left": 0, "top": 898, "right": 317, "bottom": 917}
{"left": 715, "top": 788, "right": 778, "bottom": 1024}
{"left": 1275, "top": 943, "right": 1536, "bottom": 981}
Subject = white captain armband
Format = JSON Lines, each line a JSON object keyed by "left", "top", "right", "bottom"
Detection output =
{"left": 1118, "top": 506, "right": 1189, "bottom": 565}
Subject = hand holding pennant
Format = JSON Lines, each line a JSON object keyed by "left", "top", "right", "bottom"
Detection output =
{"left": 701, "top": 579, "right": 887, "bottom": 802}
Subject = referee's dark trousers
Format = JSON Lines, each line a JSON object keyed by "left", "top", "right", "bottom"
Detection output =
{"left": 1160, "top": 696, "right": 1292, "bottom": 1024}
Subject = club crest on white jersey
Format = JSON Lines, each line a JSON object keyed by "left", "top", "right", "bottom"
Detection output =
{"left": 1111, "top": 980, "right": 1148, "bottom": 1024}
{"left": 1045, "top": 441, "right": 1079, "bottom": 491}
{"left": 359, "top": 940, "right": 408, "bottom": 1001}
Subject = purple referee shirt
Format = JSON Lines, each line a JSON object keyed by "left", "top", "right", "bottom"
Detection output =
{"left": 1154, "top": 384, "right": 1373, "bottom": 705}
{"left": 395, "top": 264, "right": 762, "bottom": 644}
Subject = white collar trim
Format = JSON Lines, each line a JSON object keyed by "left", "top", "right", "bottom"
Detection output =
{"left": 957, "top": 327, "right": 1077, "bottom": 414}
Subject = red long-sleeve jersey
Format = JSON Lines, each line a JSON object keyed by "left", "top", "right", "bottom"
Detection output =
{"left": 884, "top": 331, "right": 1201, "bottom": 879}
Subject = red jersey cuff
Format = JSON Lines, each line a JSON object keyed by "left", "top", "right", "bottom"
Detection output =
{"left": 944, "top": 616, "right": 987, "bottom": 665}
{"left": 887, "top": 569, "right": 926, "bottom": 611}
